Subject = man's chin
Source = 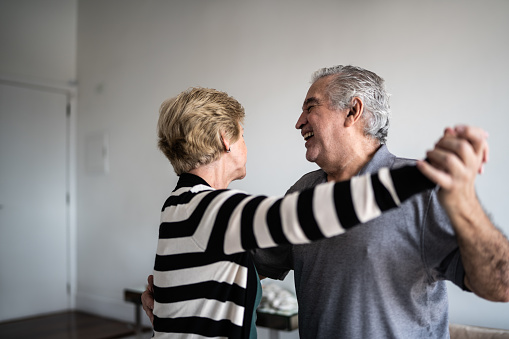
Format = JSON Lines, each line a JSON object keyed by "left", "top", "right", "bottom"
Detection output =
{"left": 305, "top": 152, "right": 319, "bottom": 164}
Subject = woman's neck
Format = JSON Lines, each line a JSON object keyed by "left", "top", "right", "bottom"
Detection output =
{"left": 188, "top": 162, "right": 231, "bottom": 189}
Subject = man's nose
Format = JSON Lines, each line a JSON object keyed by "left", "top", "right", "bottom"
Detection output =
{"left": 295, "top": 112, "right": 307, "bottom": 129}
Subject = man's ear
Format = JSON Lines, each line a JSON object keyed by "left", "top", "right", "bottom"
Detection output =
{"left": 344, "top": 97, "right": 364, "bottom": 127}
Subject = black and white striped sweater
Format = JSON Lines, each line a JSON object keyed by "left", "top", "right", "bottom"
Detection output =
{"left": 152, "top": 165, "right": 435, "bottom": 338}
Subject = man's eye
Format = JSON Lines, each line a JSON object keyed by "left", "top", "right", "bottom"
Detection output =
{"left": 308, "top": 106, "right": 314, "bottom": 112}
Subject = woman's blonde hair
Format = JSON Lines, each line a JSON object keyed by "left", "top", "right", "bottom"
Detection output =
{"left": 157, "top": 87, "right": 245, "bottom": 175}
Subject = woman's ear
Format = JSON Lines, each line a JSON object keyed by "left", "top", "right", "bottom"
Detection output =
{"left": 220, "top": 131, "right": 231, "bottom": 153}
{"left": 344, "top": 97, "right": 364, "bottom": 127}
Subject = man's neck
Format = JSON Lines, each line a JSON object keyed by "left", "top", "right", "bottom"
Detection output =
{"left": 325, "top": 143, "right": 381, "bottom": 182}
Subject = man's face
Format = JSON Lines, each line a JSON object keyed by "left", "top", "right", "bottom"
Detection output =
{"left": 296, "top": 76, "right": 348, "bottom": 168}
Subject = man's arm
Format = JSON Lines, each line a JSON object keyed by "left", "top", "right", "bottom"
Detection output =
{"left": 417, "top": 125, "right": 509, "bottom": 302}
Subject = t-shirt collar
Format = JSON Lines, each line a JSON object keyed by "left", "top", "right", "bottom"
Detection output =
{"left": 357, "top": 144, "right": 396, "bottom": 176}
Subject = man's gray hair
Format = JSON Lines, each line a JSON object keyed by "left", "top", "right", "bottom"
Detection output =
{"left": 312, "top": 65, "right": 391, "bottom": 144}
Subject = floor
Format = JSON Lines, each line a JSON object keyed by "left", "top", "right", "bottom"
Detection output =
{"left": 0, "top": 311, "right": 152, "bottom": 339}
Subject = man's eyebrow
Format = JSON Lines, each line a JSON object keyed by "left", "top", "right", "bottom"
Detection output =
{"left": 303, "top": 97, "right": 320, "bottom": 109}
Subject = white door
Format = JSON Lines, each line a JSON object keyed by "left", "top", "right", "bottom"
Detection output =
{"left": 0, "top": 82, "right": 69, "bottom": 321}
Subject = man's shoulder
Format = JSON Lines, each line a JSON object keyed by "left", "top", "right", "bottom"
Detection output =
{"left": 360, "top": 145, "right": 417, "bottom": 173}
{"left": 286, "top": 169, "right": 327, "bottom": 194}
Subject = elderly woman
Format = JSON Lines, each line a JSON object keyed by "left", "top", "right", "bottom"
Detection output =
{"left": 152, "top": 87, "right": 435, "bottom": 338}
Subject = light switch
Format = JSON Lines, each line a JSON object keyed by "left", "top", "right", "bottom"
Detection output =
{"left": 85, "top": 132, "right": 109, "bottom": 174}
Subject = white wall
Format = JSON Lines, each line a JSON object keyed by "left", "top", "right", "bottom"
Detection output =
{"left": 0, "top": 0, "right": 77, "bottom": 83}
{"left": 2, "top": 0, "right": 509, "bottom": 336}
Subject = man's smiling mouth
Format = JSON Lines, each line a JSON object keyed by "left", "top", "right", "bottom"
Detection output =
{"left": 304, "top": 131, "right": 314, "bottom": 141}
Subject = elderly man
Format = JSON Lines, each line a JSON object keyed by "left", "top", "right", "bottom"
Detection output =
{"left": 252, "top": 65, "right": 509, "bottom": 338}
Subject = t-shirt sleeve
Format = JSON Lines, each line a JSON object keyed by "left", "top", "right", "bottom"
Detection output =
{"left": 422, "top": 187, "right": 468, "bottom": 290}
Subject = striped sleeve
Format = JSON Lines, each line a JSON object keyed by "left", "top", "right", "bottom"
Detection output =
{"left": 206, "top": 165, "right": 434, "bottom": 254}
{"left": 155, "top": 165, "right": 435, "bottom": 256}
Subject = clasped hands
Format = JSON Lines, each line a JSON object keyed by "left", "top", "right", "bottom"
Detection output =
{"left": 417, "top": 125, "right": 489, "bottom": 215}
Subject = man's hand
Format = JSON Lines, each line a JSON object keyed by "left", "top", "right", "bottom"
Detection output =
{"left": 141, "top": 275, "right": 155, "bottom": 325}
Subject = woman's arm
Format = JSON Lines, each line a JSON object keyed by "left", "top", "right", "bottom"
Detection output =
{"left": 172, "top": 165, "right": 436, "bottom": 255}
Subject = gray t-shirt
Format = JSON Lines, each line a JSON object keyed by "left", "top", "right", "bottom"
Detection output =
{"left": 253, "top": 145, "right": 467, "bottom": 338}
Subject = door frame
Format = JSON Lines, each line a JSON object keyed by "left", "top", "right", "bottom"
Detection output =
{"left": 0, "top": 74, "right": 77, "bottom": 310}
